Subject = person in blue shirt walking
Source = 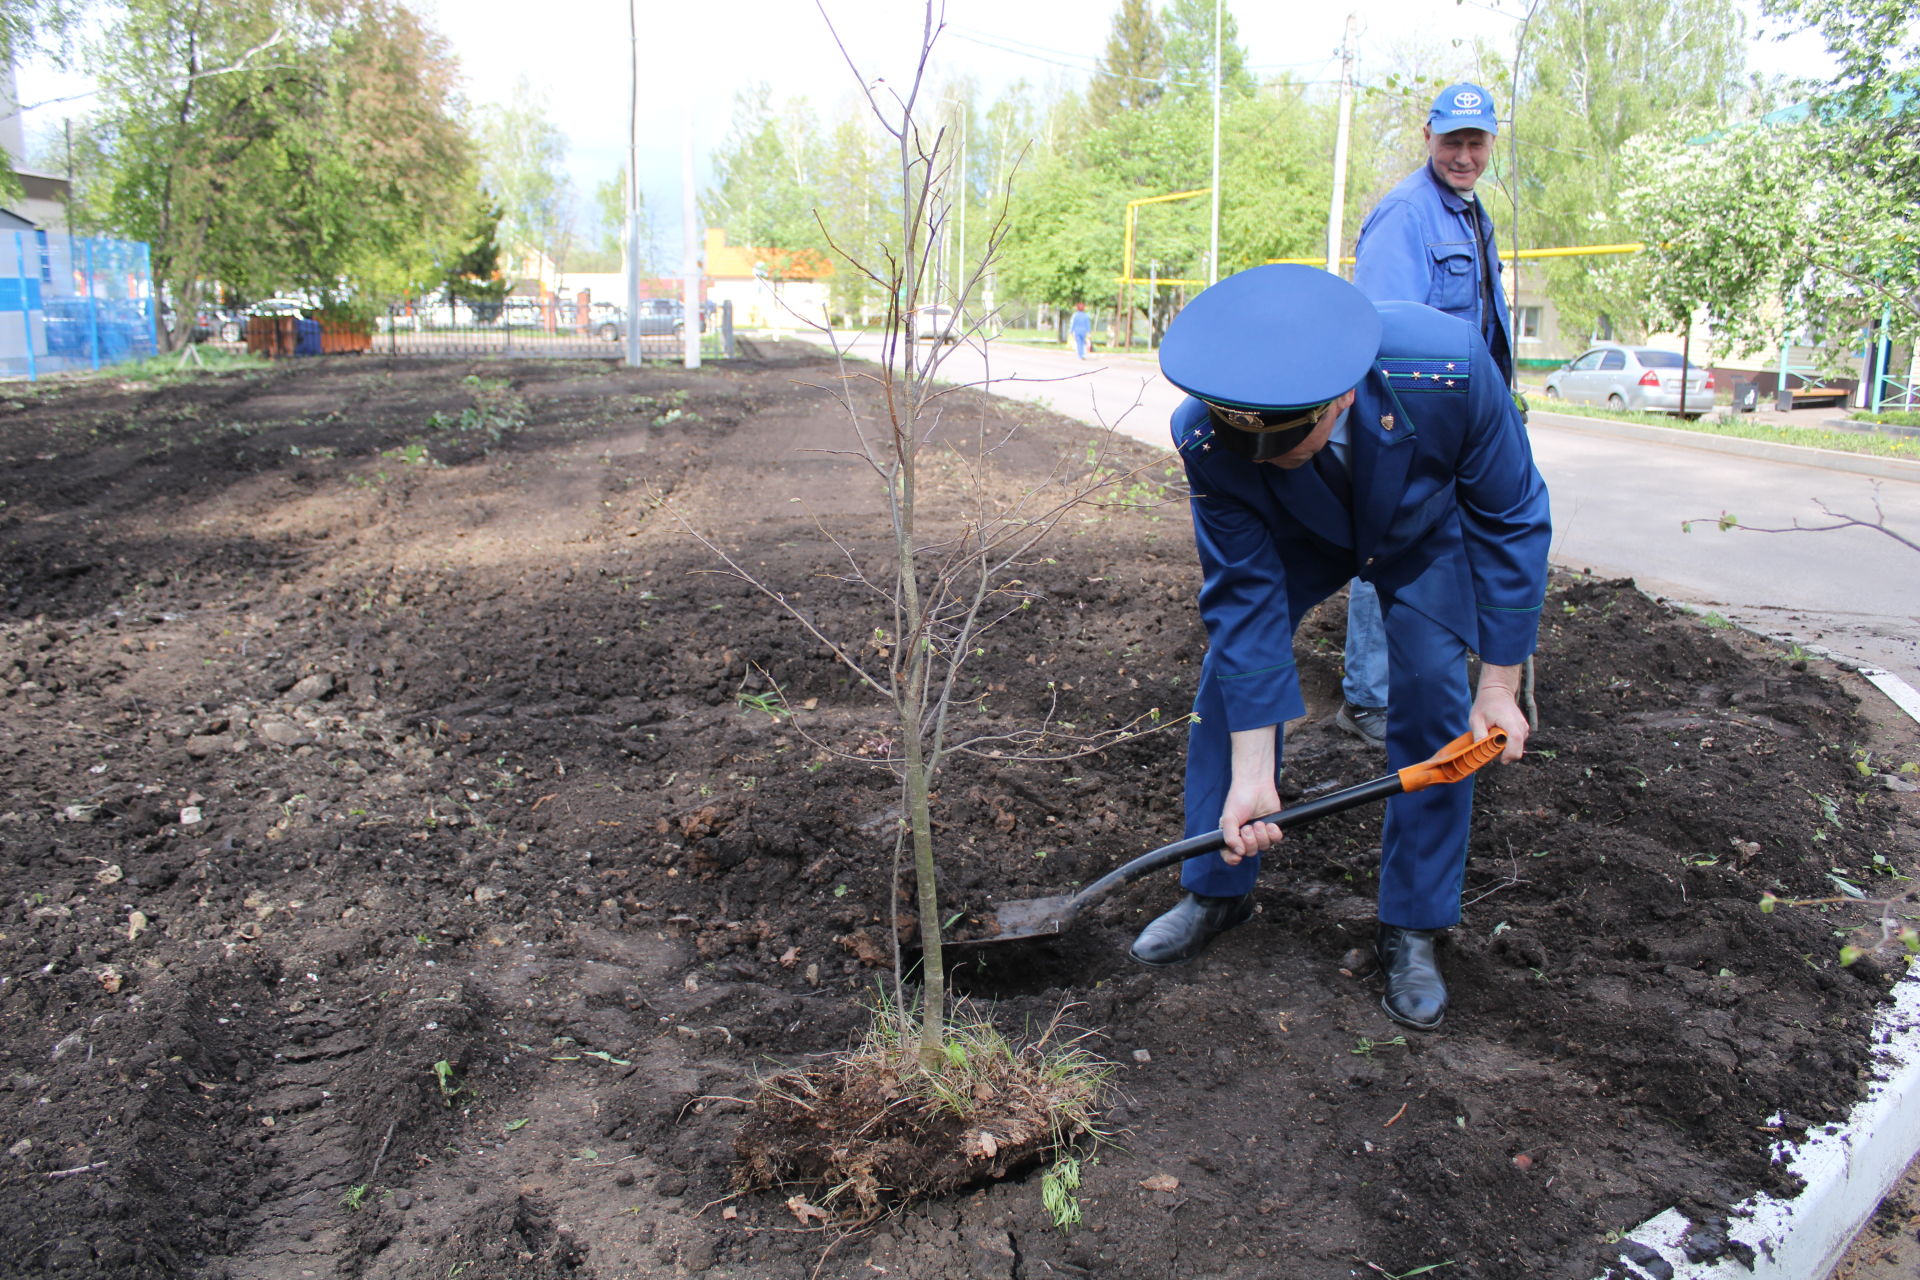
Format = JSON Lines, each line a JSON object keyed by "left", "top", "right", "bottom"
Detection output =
{"left": 1127, "top": 265, "right": 1549, "bottom": 1030}
{"left": 1069, "top": 302, "right": 1093, "bottom": 360}
{"left": 1334, "top": 83, "right": 1518, "bottom": 752}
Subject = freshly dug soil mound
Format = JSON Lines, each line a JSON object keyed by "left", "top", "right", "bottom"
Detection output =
{"left": 0, "top": 350, "right": 1914, "bottom": 1279}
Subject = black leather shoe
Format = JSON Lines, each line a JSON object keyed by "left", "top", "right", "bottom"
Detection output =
{"left": 1129, "top": 892, "right": 1255, "bottom": 967}
{"left": 1376, "top": 924, "right": 1448, "bottom": 1029}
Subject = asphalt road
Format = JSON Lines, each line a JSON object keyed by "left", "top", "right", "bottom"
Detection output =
{"left": 809, "top": 332, "right": 1920, "bottom": 688}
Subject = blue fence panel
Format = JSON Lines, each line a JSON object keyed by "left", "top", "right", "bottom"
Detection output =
{"left": 1, "top": 231, "right": 158, "bottom": 381}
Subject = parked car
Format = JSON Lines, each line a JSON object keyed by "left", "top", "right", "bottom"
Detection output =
{"left": 909, "top": 304, "right": 967, "bottom": 344}
{"left": 191, "top": 306, "right": 244, "bottom": 343}
{"left": 416, "top": 295, "right": 476, "bottom": 329}
{"left": 499, "top": 297, "right": 546, "bottom": 328}
{"left": 1543, "top": 343, "right": 1717, "bottom": 418}
{"left": 248, "top": 297, "right": 309, "bottom": 318}
{"left": 596, "top": 298, "right": 711, "bottom": 342}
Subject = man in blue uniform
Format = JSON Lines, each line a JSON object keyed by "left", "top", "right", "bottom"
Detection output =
{"left": 1355, "top": 82, "right": 1513, "bottom": 378}
{"left": 1334, "top": 82, "right": 1518, "bottom": 751}
{"left": 1128, "top": 264, "right": 1550, "bottom": 1030}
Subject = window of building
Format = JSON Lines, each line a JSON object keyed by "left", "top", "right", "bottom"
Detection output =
{"left": 1515, "top": 305, "right": 1542, "bottom": 341}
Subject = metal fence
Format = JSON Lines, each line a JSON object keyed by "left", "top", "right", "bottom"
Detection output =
{"left": 374, "top": 295, "right": 733, "bottom": 360}
{"left": 0, "top": 232, "right": 158, "bottom": 381}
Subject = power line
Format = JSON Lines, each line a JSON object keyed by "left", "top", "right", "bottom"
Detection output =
{"left": 946, "top": 27, "right": 1205, "bottom": 89}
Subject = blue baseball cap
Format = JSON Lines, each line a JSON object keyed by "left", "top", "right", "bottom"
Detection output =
{"left": 1160, "top": 265, "right": 1382, "bottom": 434}
{"left": 1429, "top": 83, "right": 1498, "bottom": 135}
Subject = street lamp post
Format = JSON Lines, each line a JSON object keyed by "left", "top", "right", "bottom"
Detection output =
{"left": 1209, "top": 0, "right": 1222, "bottom": 285}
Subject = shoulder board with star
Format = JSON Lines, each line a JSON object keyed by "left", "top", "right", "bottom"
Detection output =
{"left": 1176, "top": 419, "right": 1216, "bottom": 455}
{"left": 1378, "top": 356, "right": 1469, "bottom": 393}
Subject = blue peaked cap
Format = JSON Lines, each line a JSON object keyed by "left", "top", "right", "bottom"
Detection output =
{"left": 1159, "top": 265, "right": 1384, "bottom": 411}
{"left": 1429, "top": 83, "right": 1498, "bottom": 134}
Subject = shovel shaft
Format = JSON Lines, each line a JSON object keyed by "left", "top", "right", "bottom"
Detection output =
{"left": 1058, "top": 773, "right": 1406, "bottom": 919}
{"left": 968, "top": 729, "right": 1510, "bottom": 945}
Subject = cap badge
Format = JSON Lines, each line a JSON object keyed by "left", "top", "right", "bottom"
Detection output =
{"left": 1215, "top": 406, "right": 1267, "bottom": 431}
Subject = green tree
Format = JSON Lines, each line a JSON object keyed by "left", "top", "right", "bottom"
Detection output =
{"left": 1509, "top": 0, "right": 1749, "bottom": 337}
{"left": 1161, "top": 0, "right": 1256, "bottom": 102}
{"left": 1764, "top": 0, "right": 1919, "bottom": 285}
{"left": 562, "top": 166, "right": 649, "bottom": 275}
{"left": 703, "top": 83, "right": 829, "bottom": 278}
{"left": 444, "top": 198, "right": 508, "bottom": 311}
{"left": 1613, "top": 112, "right": 1800, "bottom": 353}
{"left": 1618, "top": 0, "right": 1919, "bottom": 362}
{"left": 1087, "top": 0, "right": 1165, "bottom": 120}
{"left": 810, "top": 112, "right": 896, "bottom": 322}
{"left": 75, "top": 0, "right": 470, "bottom": 343}
{"left": 476, "top": 79, "right": 574, "bottom": 278}
{"left": 1001, "top": 76, "right": 1324, "bottom": 323}
{"left": 998, "top": 148, "right": 1124, "bottom": 311}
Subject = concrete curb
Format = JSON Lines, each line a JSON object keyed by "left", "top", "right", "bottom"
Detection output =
{"left": 1598, "top": 667, "right": 1920, "bottom": 1280}
{"left": 1531, "top": 410, "right": 1920, "bottom": 483}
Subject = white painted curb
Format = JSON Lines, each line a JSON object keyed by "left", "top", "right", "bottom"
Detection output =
{"left": 1600, "top": 668, "right": 1920, "bottom": 1280}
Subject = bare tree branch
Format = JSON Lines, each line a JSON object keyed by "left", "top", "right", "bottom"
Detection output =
{"left": 1681, "top": 490, "right": 1920, "bottom": 557}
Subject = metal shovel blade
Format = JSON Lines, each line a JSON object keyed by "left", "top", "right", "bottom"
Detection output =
{"left": 971, "top": 893, "right": 1080, "bottom": 944}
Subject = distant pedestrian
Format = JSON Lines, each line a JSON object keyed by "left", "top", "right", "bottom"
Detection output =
{"left": 1070, "top": 303, "right": 1093, "bottom": 360}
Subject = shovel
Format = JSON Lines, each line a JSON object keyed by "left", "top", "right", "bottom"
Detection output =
{"left": 954, "top": 729, "right": 1509, "bottom": 946}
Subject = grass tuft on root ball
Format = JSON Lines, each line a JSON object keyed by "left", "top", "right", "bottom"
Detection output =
{"left": 734, "top": 993, "right": 1113, "bottom": 1217}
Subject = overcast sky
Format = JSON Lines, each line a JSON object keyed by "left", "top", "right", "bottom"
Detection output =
{"left": 14, "top": 0, "right": 1836, "bottom": 260}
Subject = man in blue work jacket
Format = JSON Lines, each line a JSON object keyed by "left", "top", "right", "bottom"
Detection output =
{"left": 1128, "top": 265, "right": 1550, "bottom": 1030}
{"left": 1332, "top": 82, "right": 1519, "bottom": 753}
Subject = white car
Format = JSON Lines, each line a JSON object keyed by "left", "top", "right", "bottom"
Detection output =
{"left": 909, "top": 305, "right": 968, "bottom": 344}
{"left": 1544, "top": 344, "right": 1717, "bottom": 418}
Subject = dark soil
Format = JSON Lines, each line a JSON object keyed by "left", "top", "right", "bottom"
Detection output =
{"left": 2, "top": 350, "right": 1916, "bottom": 1280}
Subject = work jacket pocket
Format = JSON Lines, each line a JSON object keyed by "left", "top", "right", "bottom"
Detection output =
{"left": 1425, "top": 242, "right": 1477, "bottom": 315}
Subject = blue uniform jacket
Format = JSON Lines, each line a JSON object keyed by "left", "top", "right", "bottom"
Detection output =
{"left": 1353, "top": 164, "right": 1514, "bottom": 383}
{"left": 1172, "top": 301, "right": 1549, "bottom": 738}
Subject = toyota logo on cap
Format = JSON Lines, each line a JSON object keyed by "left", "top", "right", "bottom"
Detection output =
{"left": 1452, "top": 90, "right": 1482, "bottom": 110}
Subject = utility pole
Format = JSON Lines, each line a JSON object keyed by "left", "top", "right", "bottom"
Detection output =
{"left": 1323, "top": 14, "right": 1357, "bottom": 278}
{"left": 956, "top": 107, "right": 966, "bottom": 309}
{"left": 681, "top": 120, "right": 701, "bottom": 370}
{"left": 1148, "top": 259, "right": 1159, "bottom": 347}
{"left": 623, "top": 0, "right": 642, "bottom": 367}
{"left": 1208, "top": 0, "right": 1223, "bottom": 285}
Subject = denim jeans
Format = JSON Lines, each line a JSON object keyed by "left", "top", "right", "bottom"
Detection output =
{"left": 1343, "top": 578, "right": 1389, "bottom": 707}
{"left": 1072, "top": 332, "right": 1088, "bottom": 359}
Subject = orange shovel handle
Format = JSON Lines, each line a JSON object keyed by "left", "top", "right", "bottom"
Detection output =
{"left": 1395, "top": 729, "right": 1509, "bottom": 792}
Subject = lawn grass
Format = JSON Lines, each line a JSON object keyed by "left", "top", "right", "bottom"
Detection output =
{"left": 109, "top": 345, "right": 272, "bottom": 382}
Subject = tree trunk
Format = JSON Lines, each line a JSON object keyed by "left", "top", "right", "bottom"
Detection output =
{"left": 905, "top": 733, "right": 945, "bottom": 1071}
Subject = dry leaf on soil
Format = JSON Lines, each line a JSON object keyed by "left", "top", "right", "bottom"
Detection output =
{"left": 785, "top": 1195, "right": 831, "bottom": 1226}
{"left": 964, "top": 1130, "right": 1000, "bottom": 1159}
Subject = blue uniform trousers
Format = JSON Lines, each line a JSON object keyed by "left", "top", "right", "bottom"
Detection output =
{"left": 1178, "top": 595, "right": 1474, "bottom": 930}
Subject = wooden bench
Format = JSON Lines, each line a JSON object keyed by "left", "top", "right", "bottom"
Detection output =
{"left": 1779, "top": 386, "right": 1850, "bottom": 409}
